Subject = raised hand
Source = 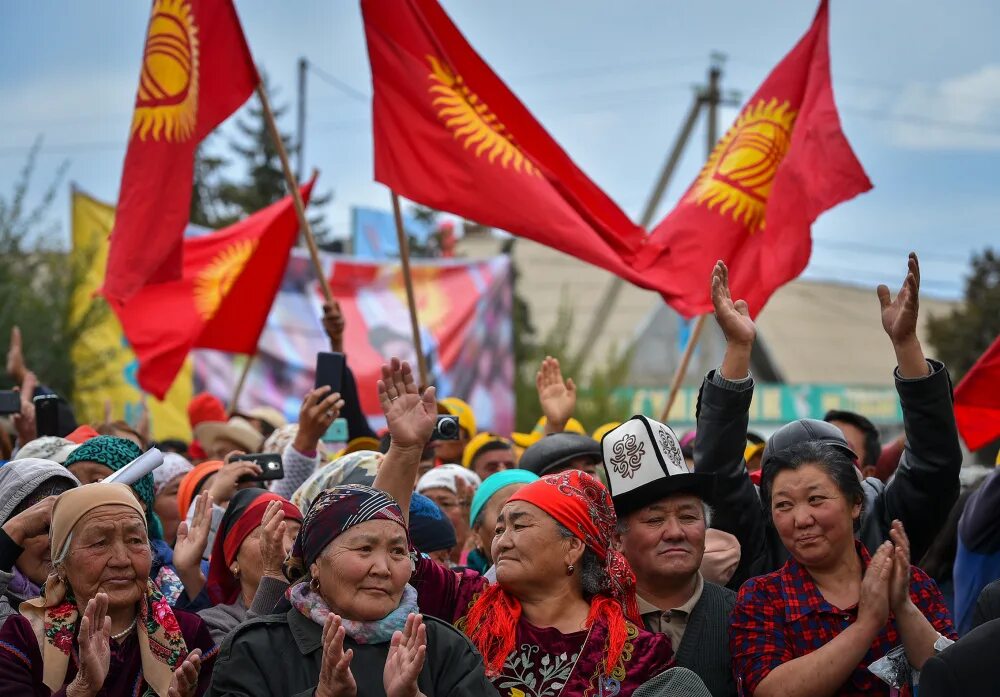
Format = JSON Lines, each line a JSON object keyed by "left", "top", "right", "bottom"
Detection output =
{"left": 136, "top": 395, "right": 150, "bottom": 447}
{"left": 11, "top": 370, "right": 37, "bottom": 446}
{"left": 322, "top": 301, "right": 347, "bottom": 353}
{"left": 259, "top": 500, "right": 289, "bottom": 579}
{"left": 876, "top": 253, "right": 929, "bottom": 378}
{"left": 173, "top": 492, "right": 213, "bottom": 598}
{"left": 384, "top": 613, "right": 428, "bottom": 697}
{"left": 68, "top": 593, "right": 112, "bottom": 697}
{"left": 208, "top": 455, "right": 262, "bottom": 506}
{"left": 711, "top": 260, "right": 756, "bottom": 346}
{"left": 378, "top": 358, "right": 437, "bottom": 450}
{"left": 316, "top": 614, "right": 357, "bottom": 697}
{"left": 1, "top": 494, "right": 56, "bottom": 545}
{"left": 294, "top": 386, "right": 344, "bottom": 454}
{"left": 536, "top": 356, "right": 576, "bottom": 433}
{"left": 6, "top": 325, "right": 26, "bottom": 383}
{"left": 167, "top": 648, "right": 203, "bottom": 697}
{"left": 888, "top": 520, "right": 913, "bottom": 613}
{"left": 857, "top": 541, "right": 893, "bottom": 635}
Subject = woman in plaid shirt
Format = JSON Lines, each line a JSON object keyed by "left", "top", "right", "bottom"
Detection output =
{"left": 729, "top": 441, "right": 956, "bottom": 696}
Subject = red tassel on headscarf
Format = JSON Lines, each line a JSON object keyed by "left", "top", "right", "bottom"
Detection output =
{"left": 466, "top": 584, "right": 522, "bottom": 677}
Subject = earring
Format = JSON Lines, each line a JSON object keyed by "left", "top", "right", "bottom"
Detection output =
{"left": 566, "top": 564, "right": 575, "bottom": 575}
{"left": 230, "top": 564, "right": 240, "bottom": 579}
{"left": 310, "top": 577, "right": 321, "bottom": 593}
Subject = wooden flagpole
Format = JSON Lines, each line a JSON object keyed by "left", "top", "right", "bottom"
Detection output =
{"left": 390, "top": 192, "right": 429, "bottom": 387}
{"left": 659, "top": 315, "right": 707, "bottom": 422}
{"left": 228, "top": 354, "right": 256, "bottom": 416}
{"left": 256, "top": 82, "right": 334, "bottom": 307}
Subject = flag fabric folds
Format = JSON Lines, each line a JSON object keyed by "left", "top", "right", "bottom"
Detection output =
{"left": 639, "top": 0, "right": 871, "bottom": 318}
{"left": 102, "top": 0, "right": 259, "bottom": 304}
{"left": 361, "top": 0, "right": 656, "bottom": 286}
{"left": 954, "top": 335, "right": 1000, "bottom": 451}
{"left": 112, "top": 181, "right": 314, "bottom": 399}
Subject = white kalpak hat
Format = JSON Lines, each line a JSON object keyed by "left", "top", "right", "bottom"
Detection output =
{"left": 600, "top": 415, "right": 716, "bottom": 516}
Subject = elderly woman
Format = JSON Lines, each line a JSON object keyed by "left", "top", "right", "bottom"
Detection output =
{"left": 196, "top": 489, "right": 302, "bottom": 644}
{"left": 416, "top": 464, "right": 481, "bottom": 565}
{"left": 0, "top": 458, "right": 79, "bottom": 627}
{"left": 0, "top": 483, "right": 214, "bottom": 696}
{"left": 466, "top": 469, "right": 539, "bottom": 574}
{"left": 730, "top": 442, "right": 956, "bottom": 696}
{"left": 64, "top": 436, "right": 196, "bottom": 608}
{"left": 206, "top": 484, "right": 494, "bottom": 696}
{"left": 376, "top": 359, "right": 673, "bottom": 695}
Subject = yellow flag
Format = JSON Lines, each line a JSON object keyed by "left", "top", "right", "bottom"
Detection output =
{"left": 70, "top": 187, "right": 193, "bottom": 440}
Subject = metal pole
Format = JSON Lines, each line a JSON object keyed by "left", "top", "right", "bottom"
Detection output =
{"left": 573, "top": 92, "right": 705, "bottom": 370}
{"left": 391, "top": 192, "right": 429, "bottom": 386}
{"left": 297, "top": 57, "right": 307, "bottom": 183}
{"left": 256, "top": 82, "right": 334, "bottom": 305}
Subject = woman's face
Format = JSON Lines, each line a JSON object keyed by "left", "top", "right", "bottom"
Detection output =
{"left": 769, "top": 463, "right": 861, "bottom": 569}
{"left": 153, "top": 476, "right": 184, "bottom": 545}
{"left": 492, "top": 500, "right": 584, "bottom": 599}
{"left": 471, "top": 449, "right": 515, "bottom": 481}
{"left": 309, "top": 519, "right": 411, "bottom": 622}
{"left": 234, "top": 520, "right": 301, "bottom": 595}
{"left": 66, "top": 461, "right": 114, "bottom": 485}
{"left": 61, "top": 505, "right": 152, "bottom": 611}
{"left": 421, "top": 486, "right": 470, "bottom": 546}
{"left": 474, "top": 482, "right": 530, "bottom": 564}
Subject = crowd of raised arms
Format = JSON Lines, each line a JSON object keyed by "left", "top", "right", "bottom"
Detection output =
{"left": 0, "top": 255, "right": 996, "bottom": 697}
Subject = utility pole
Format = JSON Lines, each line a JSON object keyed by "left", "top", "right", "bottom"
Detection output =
{"left": 296, "top": 57, "right": 308, "bottom": 183}
{"left": 573, "top": 55, "right": 739, "bottom": 371}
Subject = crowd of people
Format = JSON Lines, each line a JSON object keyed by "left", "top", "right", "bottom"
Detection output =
{"left": 0, "top": 254, "right": 996, "bottom": 696}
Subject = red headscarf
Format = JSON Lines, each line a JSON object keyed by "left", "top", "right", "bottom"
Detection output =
{"left": 206, "top": 491, "right": 303, "bottom": 605}
{"left": 465, "top": 470, "right": 641, "bottom": 677}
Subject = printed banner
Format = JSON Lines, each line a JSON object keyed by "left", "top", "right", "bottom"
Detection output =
{"left": 351, "top": 206, "right": 433, "bottom": 259}
{"left": 194, "top": 251, "right": 514, "bottom": 434}
{"left": 70, "top": 188, "right": 196, "bottom": 440}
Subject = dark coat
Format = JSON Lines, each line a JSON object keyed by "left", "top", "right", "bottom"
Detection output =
{"left": 207, "top": 608, "right": 497, "bottom": 697}
{"left": 972, "top": 578, "right": 1000, "bottom": 631}
{"left": 671, "top": 581, "right": 737, "bottom": 697}
{"left": 694, "top": 360, "right": 962, "bottom": 589}
{"left": 919, "top": 618, "right": 1000, "bottom": 697}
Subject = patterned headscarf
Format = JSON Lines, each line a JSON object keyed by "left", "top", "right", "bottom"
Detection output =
{"left": 290, "top": 450, "right": 382, "bottom": 514}
{"left": 13, "top": 436, "right": 79, "bottom": 465}
{"left": 63, "top": 436, "right": 164, "bottom": 540}
{"left": 20, "top": 483, "right": 190, "bottom": 696}
{"left": 284, "top": 484, "right": 406, "bottom": 582}
{"left": 152, "top": 453, "right": 193, "bottom": 496}
{"left": 466, "top": 470, "right": 640, "bottom": 678}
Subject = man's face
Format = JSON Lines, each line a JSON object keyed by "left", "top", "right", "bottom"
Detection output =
{"left": 619, "top": 494, "right": 707, "bottom": 586}
{"left": 828, "top": 420, "right": 867, "bottom": 466}
{"left": 433, "top": 428, "right": 469, "bottom": 464}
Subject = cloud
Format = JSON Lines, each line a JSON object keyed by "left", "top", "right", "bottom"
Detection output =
{"left": 889, "top": 65, "right": 1000, "bottom": 151}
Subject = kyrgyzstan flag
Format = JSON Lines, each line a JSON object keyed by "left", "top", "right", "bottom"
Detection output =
{"left": 638, "top": 0, "right": 872, "bottom": 317}
{"left": 954, "top": 334, "right": 1000, "bottom": 451}
{"left": 102, "top": 0, "right": 259, "bottom": 304}
{"left": 113, "top": 179, "right": 315, "bottom": 399}
{"left": 362, "top": 0, "right": 656, "bottom": 287}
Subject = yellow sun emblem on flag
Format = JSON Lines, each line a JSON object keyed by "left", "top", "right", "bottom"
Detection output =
{"left": 426, "top": 56, "right": 539, "bottom": 176}
{"left": 194, "top": 239, "right": 258, "bottom": 320}
{"left": 130, "top": 0, "right": 200, "bottom": 142}
{"left": 686, "top": 98, "right": 798, "bottom": 232}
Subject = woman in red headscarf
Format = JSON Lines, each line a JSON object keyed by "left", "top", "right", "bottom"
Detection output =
{"left": 375, "top": 359, "right": 673, "bottom": 696}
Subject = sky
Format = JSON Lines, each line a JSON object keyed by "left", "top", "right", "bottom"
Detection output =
{"left": 2, "top": 0, "right": 998, "bottom": 300}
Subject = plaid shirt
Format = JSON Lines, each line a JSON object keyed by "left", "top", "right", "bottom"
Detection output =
{"left": 729, "top": 541, "right": 956, "bottom": 696}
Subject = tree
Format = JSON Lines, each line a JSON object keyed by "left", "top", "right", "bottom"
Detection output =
{"left": 218, "top": 74, "right": 333, "bottom": 243}
{"left": 189, "top": 139, "right": 235, "bottom": 229}
{"left": 0, "top": 139, "right": 115, "bottom": 401}
{"left": 927, "top": 248, "right": 1000, "bottom": 382}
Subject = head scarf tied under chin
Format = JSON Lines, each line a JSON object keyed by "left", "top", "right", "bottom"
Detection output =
{"left": 63, "top": 436, "right": 164, "bottom": 540}
{"left": 20, "top": 483, "right": 190, "bottom": 697}
{"left": 466, "top": 470, "right": 641, "bottom": 678}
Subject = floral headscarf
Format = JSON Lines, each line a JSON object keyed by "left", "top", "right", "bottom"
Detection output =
{"left": 20, "top": 483, "right": 189, "bottom": 696}
{"left": 290, "top": 449, "right": 382, "bottom": 514}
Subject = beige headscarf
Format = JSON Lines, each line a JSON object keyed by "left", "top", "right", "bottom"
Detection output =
{"left": 20, "top": 483, "right": 188, "bottom": 696}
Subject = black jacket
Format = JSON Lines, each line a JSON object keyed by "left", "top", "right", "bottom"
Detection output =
{"left": 207, "top": 608, "right": 497, "bottom": 697}
{"left": 972, "top": 578, "right": 1000, "bottom": 630}
{"left": 694, "top": 360, "right": 962, "bottom": 589}
{"left": 919, "top": 618, "right": 1000, "bottom": 697}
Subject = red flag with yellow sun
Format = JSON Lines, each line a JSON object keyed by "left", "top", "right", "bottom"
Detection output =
{"left": 102, "top": 0, "right": 259, "bottom": 304}
{"left": 361, "top": 0, "right": 656, "bottom": 287}
{"left": 638, "top": 0, "right": 872, "bottom": 317}
{"left": 113, "top": 180, "right": 315, "bottom": 400}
